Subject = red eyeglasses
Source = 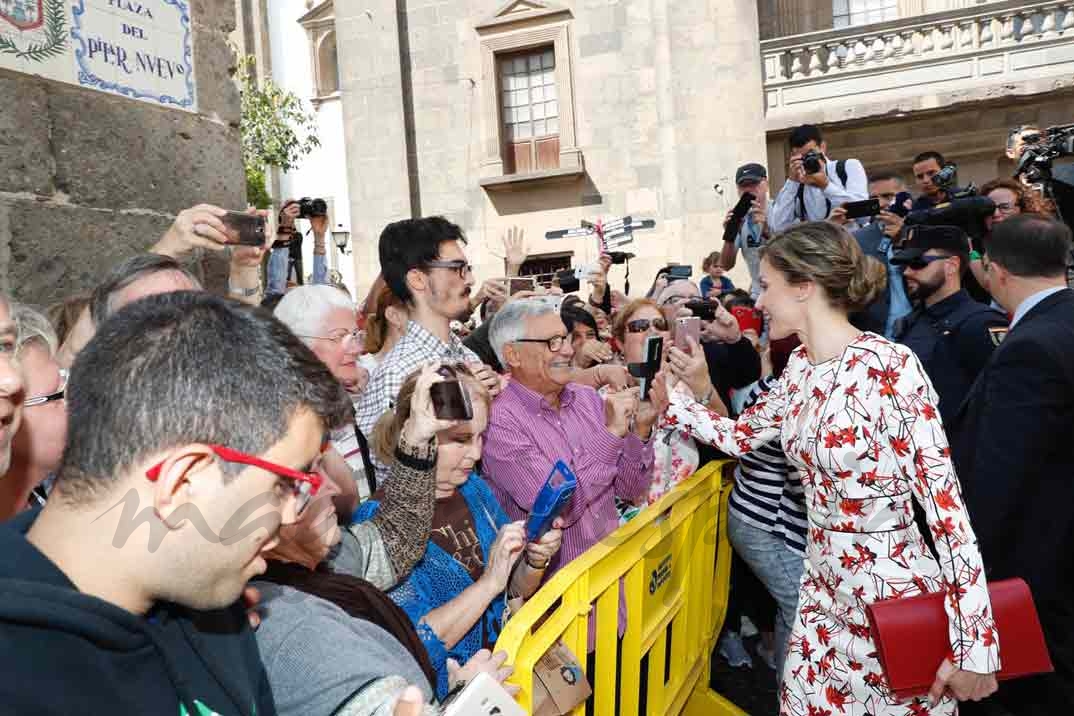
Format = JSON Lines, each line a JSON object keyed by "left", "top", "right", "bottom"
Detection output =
{"left": 146, "top": 444, "right": 324, "bottom": 515}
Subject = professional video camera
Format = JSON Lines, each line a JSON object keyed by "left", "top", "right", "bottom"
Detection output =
{"left": 904, "top": 195, "right": 995, "bottom": 241}
{"left": 903, "top": 163, "right": 992, "bottom": 238}
{"left": 1015, "top": 123, "right": 1074, "bottom": 223}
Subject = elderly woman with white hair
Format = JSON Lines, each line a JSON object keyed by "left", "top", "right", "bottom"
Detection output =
{"left": 1, "top": 303, "right": 66, "bottom": 519}
{"left": 275, "top": 284, "right": 375, "bottom": 504}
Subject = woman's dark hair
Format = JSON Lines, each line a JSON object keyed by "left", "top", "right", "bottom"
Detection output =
{"left": 561, "top": 304, "right": 598, "bottom": 337}
{"left": 761, "top": 221, "right": 887, "bottom": 314}
{"left": 379, "top": 217, "right": 467, "bottom": 305}
{"left": 57, "top": 291, "right": 354, "bottom": 506}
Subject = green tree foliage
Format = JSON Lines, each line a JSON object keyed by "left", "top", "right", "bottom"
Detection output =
{"left": 236, "top": 54, "right": 320, "bottom": 203}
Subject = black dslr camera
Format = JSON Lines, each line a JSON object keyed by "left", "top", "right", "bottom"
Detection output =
{"left": 298, "top": 197, "right": 328, "bottom": 219}
{"left": 801, "top": 149, "right": 825, "bottom": 175}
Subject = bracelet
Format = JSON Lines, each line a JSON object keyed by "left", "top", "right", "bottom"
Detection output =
{"left": 969, "top": 250, "right": 982, "bottom": 262}
{"left": 525, "top": 553, "right": 550, "bottom": 570}
{"left": 228, "top": 284, "right": 260, "bottom": 298}
{"left": 696, "top": 387, "right": 715, "bottom": 405}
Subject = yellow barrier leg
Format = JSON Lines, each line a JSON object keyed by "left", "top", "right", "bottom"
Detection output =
{"left": 682, "top": 681, "right": 750, "bottom": 716}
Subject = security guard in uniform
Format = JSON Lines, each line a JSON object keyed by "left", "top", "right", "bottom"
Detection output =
{"left": 892, "top": 225, "right": 1008, "bottom": 426}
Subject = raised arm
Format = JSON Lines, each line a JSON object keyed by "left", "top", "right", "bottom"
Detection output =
{"left": 663, "top": 368, "right": 786, "bottom": 456}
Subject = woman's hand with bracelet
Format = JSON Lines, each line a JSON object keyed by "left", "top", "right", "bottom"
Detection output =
{"left": 524, "top": 517, "right": 565, "bottom": 570}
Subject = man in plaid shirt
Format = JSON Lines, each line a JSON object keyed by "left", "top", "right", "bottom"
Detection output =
{"left": 355, "top": 217, "right": 501, "bottom": 483}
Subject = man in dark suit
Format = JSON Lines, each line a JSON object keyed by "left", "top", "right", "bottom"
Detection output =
{"left": 953, "top": 214, "right": 1074, "bottom": 714}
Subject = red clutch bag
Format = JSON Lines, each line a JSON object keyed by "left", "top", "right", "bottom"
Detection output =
{"left": 865, "top": 577, "right": 1053, "bottom": 701}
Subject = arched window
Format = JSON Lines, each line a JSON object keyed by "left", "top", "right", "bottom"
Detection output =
{"left": 317, "top": 31, "right": 340, "bottom": 95}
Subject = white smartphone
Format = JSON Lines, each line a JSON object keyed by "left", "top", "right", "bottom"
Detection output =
{"left": 441, "top": 672, "right": 526, "bottom": 716}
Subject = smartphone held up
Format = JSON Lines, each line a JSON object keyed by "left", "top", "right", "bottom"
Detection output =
{"left": 220, "top": 211, "right": 267, "bottom": 247}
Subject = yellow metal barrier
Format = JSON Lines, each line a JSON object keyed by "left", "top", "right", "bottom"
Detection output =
{"left": 495, "top": 461, "right": 748, "bottom": 716}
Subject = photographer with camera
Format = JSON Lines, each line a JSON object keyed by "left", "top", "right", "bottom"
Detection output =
{"left": 720, "top": 163, "right": 769, "bottom": 299}
{"left": 1007, "top": 124, "right": 1042, "bottom": 163}
{"left": 769, "top": 125, "right": 868, "bottom": 233}
{"left": 267, "top": 197, "right": 330, "bottom": 296}
{"left": 911, "top": 151, "right": 962, "bottom": 210}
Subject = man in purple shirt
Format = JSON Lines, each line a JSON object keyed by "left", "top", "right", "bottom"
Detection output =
{"left": 482, "top": 298, "right": 658, "bottom": 578}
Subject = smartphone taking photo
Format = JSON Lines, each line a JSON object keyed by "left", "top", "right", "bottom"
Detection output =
{"left": 675, "top": 316, "right": 701, "bottom": 352}
{"left": 429, "top": 365, "right": 473, "bottom": 421}
{"left": 221, "top": 211, "right": 267, "bottom": 247}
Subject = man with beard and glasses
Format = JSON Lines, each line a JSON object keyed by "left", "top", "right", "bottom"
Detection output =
{"left": 891, "top": 225, "right": 1008, "bottom": 426}
{"left": 356, "top": 217, "right": 501, "bottom": 483}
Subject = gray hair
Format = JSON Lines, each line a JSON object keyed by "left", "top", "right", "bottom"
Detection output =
{"left": 274, "top": 284, "right": 357, "bottom": 346}
{"left": 91, "top": 254, "right": 202, "bottom": 325}
{"left": 488, "top": 298, "right": 560, "bottom": 367}
{"left": 11, "top": 302, "right": 59, "bottom": 358}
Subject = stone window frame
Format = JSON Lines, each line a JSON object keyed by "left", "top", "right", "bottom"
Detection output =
{"left": 476, "top": 1, "right": 584, "bottom": 189}
{"left": 299, "top": 0, "right": 340, "bottom": 107}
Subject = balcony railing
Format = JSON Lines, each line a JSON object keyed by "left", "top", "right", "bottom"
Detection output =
{"left": 761, "top": 0, "right": 1074, "bottom": 128}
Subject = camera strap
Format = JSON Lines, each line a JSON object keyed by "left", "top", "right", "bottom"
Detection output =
{"left": 795, "top": 160, "right": 847, "bottom": 221}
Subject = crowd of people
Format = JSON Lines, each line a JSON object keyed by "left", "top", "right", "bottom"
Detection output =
{"left": 0, "top": 121, "right": 1071, "bottom": 716}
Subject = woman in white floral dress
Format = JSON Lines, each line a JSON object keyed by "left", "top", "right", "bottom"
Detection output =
{"left": 657, "top": 222, "right": 999, "bottom": 715}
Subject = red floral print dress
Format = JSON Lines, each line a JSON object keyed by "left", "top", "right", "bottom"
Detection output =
{"left": 664, "top": 334, "right": 999, "bottom": 716}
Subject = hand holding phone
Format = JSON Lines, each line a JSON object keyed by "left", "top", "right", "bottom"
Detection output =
{"left": 220, "top": 211, "right": 267, "bottom": 247}
{"left": 526, "top": 461, "right": 577, "bottom": 542}
{"left": 723, "top": 192, "right": 756, "bottom": 243}
{"left": 841, "top": 198, "right": 881, "bottom": 221}
{"left": 675, "top": 316, "right": 701, "bottom": 352}
{"left": 429, "top": 365, "right": 473, "bottom": 421}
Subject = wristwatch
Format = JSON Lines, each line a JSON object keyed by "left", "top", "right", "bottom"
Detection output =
{"left": 969, "top": 250, "right": 982, "bottom": 262}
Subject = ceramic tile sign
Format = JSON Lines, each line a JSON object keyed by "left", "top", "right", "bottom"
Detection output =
{"left": 0, "top": 0, "right": 196, "bottom": 111}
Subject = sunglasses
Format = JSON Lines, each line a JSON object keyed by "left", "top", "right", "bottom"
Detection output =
{"left": 626, "top": 317, "right": 669, "bottom": 333}
{"left": 146, "top": 444, "right": 324, "bottom": 517}
{"left": 23, "top": 368, "right": 68, "bottom": 408}
{"left": 902, "top": 254, "right": 952, "bottom": 271}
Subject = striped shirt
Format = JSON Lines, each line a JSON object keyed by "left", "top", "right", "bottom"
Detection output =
{"left": 727, "top": 376, "right": 808, "bottom": 555}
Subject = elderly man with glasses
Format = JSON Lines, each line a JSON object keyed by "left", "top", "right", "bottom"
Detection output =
{"left": 891, "top": 225, "right": 1008, "bottom": 426}
{"left": 482, "top": 298, "right": 662, "bottom": 647}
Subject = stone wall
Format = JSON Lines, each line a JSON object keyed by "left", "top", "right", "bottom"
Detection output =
{"left": 0, "top": 0, "right": 244, "bottom": 306}
{"left": 336, "top": 0, "right": 768, "bottom": 297}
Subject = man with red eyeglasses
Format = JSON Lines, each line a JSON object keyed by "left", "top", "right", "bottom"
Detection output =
{"left": 0, "top": 291, "right": 353, "bottom": 715}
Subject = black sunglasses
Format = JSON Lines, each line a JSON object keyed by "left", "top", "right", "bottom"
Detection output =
{"left": 902, "top": 254, "right": 953, "bottom": 271}
{"left": 626, "top": 317, "right": 669, "bottom": 333}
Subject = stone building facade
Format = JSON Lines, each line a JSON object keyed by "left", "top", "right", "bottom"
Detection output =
{"left": 259, "top": 0, "right": 1074, "bottom": 298}
{"left": 1, "top": 0, "right": 244, "bottom": 305}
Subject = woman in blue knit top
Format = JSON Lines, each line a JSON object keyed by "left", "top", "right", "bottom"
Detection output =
{"left": 359, "top": 366, "right": 564, "bottom": 699}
